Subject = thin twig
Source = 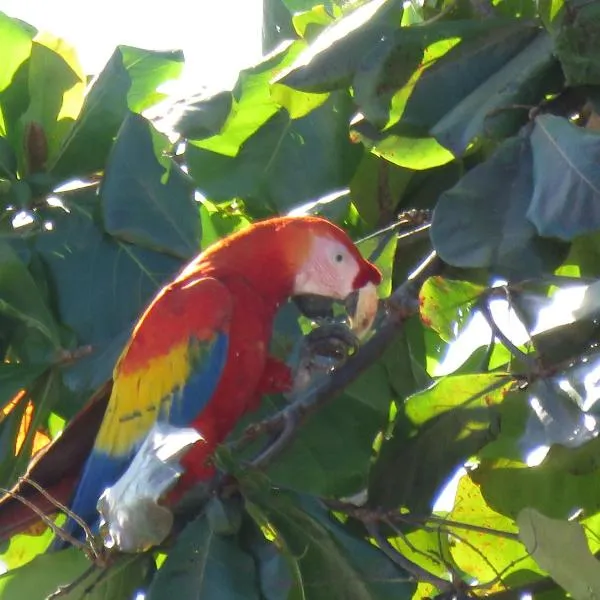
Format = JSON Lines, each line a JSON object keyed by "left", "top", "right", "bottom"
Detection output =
{"left": 20, "top": 477, "right": 102, "bottom": 562}
{"left": 0, "top": 486, "right": 88, "bottom": 556}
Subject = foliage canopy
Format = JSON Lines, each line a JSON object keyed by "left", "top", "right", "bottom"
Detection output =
{"left": 0, "top": 0, "right": 599, "bottom": 598}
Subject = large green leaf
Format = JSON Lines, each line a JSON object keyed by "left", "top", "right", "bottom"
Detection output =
{"left": 245, "top": 487, "right": 415, "bottom": 600}
{"left": 148, "top": 512, "right": 259, "bottom": 600}
{"left": 49, "top": 46, "right": 183, "bottom": 179}
{"left": 448, "top": 475, "right": 542, "bottom": 587}
{"left": 187, "top": 93, "right": 363, "bottom": 217}
{"left": 101, "top": 112, "right": 199, "bottom": 259}
{"left": 527, "top": 115, "right": 600, "bottom": 240}
{"left": 0, "top": 548, "right": 151, "bottom": 600}
{"left": 349, "top": 153, "right": 413, "bottom": 227}
{"left": 472, "top": 444, "right": 600, "bottom": 519}
{"left": 431, "top": 132, "right": 569, "bottom": 277}
{"left": 393, "top": 20, "right": 539, "bottom": 133}
{"left": 431, "top": 32, "right": 560, "bottom": 155}
{"left": 35, "top": 186, "right": 183, "bottom": 391}
{"left": 554, "top": 2, "right": 600, "bottom": 86}
{"left": 276, "top": 0, "right": 403, "bottom": 93}
{"left": 0, "top": 240, "right": 59, "bottom": 352}
{"left": 0, "top": 13, "right": 35, "bottom": 138}
{"left": 18, "top": 33, "right": 85, "bottom": 172}
{"left": 518, "top": 508, "right": 600, "bottom": 599}
{"left": 369, "top": 373, "right": 514, "bottom": 511}
{"left": 232, "top": 381, "right": 388, "bottom": 498}
{"left": 355, "top": 19, "right": 537, "bottom": 132}
{"left": 186, "top": 40, "right": 307, "bottom": 155}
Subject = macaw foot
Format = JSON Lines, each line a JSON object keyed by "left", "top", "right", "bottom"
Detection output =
{"left": 292, "top": 323, "right": 361, "bottom": 393}
{"left": 96, "top": 423, "right": 202, "bottom": 553}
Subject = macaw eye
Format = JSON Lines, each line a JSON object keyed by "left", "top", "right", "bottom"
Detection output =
{"left": 334, "top": 253, "right": 344, "bottom": 263}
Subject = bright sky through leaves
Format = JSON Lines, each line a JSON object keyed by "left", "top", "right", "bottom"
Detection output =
{"left": 0, "top": 0, "right": 263, "bottom": 90}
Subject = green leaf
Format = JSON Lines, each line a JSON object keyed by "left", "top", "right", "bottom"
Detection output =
{"left": 35, "top": 186, "right": 183, "bottom": 391}
{"left": 0, "top": 369, "right": 64, "bottom": 488}
{"left": 349, "top": 154, "right": 413, "bottom": 227}
{"left": 527, "top": 115, "right": 600, "bottom": 241}
{"left": 241, "top": 514, "right": 294, "bottom": 600}
{"left": 395, "top": 20, "right": 540, "bottom": 133}
{"left": 276, "top": 0, "right": 403, "bottom": 93}
{"left": 0, "top": 240, "right": 59, "bottom": 349}
{"left": 0, "top": 363, "right": 48, "bottom": 412}
{"left": 101, "top": 112, "right": 199, "bottom": 259}
{"left": 18, "top": 33, "right": 85, "bottom": 171}
{"left": 431, "top": 132, "right": 569, "bottom": 277}
{"left": 147, "top": 512, "right": 259, "bottom": 600}
{"left": 472, "top": 438, "right": 600, "bottom": 519}
{"left": 245, "top": 488, "right": 415, "bottom": 599}
{"left": 199, "top": 200, "right": 251, "bottom": 249}
{"left": 0, "top": 548, "right": 151, "bottom": 600}
{"left": 245, "top": 387, "right": 388, "bottom": 497}
{"left": 120, "top": 46, "right": 183, "bottom": 113}
{"left": 0, "top": 527, "right": 54, "bottom": 571}
{"left": 49, "top": 46, "right": 183, "bottom": 179}
{"left": 173, "top": 90, "right": 233, "bottom": 141}
{"left": 292, "top": 4, "right": 338, "bottom": 39}
{"left": 0, "top": 13, "right": 35, "bottom": 138}
{"left": 539, "top": 0, "right": 565, "bottom": 28}
{"left": 0, "top": 136, "right": 17, "bottom": 178}
{"left": 190, "top": 41, "right": 306, "bottom": 155}
{"left": 369, "top": 373, "right": 513, "bottom": 511}
{"left": 448, "top": 475, "right": 542, "bottom": 586}
{"left": 554, "top": 2, "right": 600, "bottom": 86}
{"left": 419, "top": 276, "right": 486, "bottom": 342}
{"left": 351, "top": 121, "right": 455, "bottom": 170}
{"left": 187, "top": 93, "right": 363, "bottom": 217}
{"left": 431, "top": 32, "right": 560, "bottom": 156}
{"left": 270, "top": 82, "right": 329, "bottom": 120}
{"left": 0, "top": 363, "right": 49, "bottom": 484}
{"left": 518, "top": 508, "right": 600, "bottom": 600}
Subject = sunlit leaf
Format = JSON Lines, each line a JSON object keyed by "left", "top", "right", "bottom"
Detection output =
{"left": 0, "top": 548, "right": 151, "bottom": 600}
{"left": 419, "top": 276, "right": 486, "bottom": 342}
{"left": 369, "top": 373, "right": 514, "bottom": 511}
{"left": 448, "top": 475, "right": 542, "bottom": 588}
{"left": 518, "top": 508, "right": 600, "bottom": 599}
{"left": 49, "top": 46, "right": 183, "bottom": 179}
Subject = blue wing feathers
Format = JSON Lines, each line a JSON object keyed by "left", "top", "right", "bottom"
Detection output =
{"left": 167, "top": 332, "right": 228, "bottom": 427}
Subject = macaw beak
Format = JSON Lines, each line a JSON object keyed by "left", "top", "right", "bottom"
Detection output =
{"left": 345, "top": 282, "right": 379, "bottom": 339}
{"left": 293, "top": 294, "right": 335, "bottom": 320}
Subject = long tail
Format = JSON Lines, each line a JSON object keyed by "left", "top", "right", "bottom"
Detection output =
{"left": 0, "top": 385, "right": 110, "bottom": 543}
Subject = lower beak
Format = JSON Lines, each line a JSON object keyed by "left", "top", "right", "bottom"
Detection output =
{"left": 293, "top": 294, "right": 335, "bottom": 319}
{"left": 346, "top": 283, "right": 379, "bottom": 338}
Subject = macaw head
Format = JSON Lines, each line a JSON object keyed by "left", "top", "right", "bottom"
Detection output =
{"left": 291, "top": 217, "right": 381, "bottom": 301}
{"left": 187, "top": 216, "right": 382, "bottom": 332}
{"left": 289, "top": 217, "right": 382, "bottom": 337}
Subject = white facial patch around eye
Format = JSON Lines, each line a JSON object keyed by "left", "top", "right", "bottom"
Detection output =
{"left": 293, "top": 236, "right": 360, "bottom": 299}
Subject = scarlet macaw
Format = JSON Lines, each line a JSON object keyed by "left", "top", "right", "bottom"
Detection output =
{"left": 0, "top": 216, "right": 381, "bottom": 551}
